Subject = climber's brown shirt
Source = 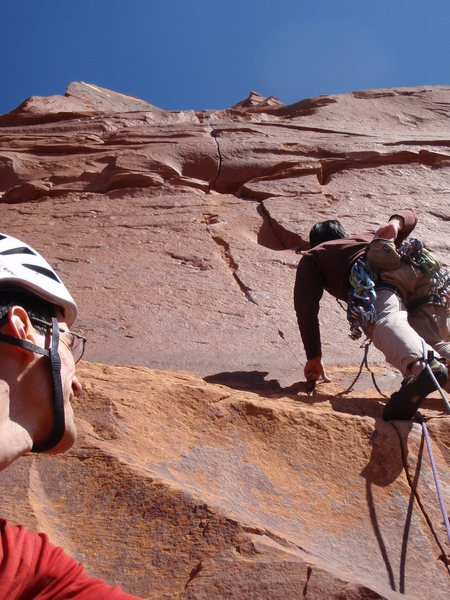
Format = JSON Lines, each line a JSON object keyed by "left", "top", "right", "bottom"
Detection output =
{"left": 294, "top": 209, "right": 417, "bottom": 359}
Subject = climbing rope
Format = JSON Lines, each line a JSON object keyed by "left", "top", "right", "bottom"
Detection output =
{"left": 340, "top": 336, "right": 450, "bottom": 550}
{"left": 391, "top": 342, "right": 450, "bottom": 553}
{"left": 417, "top": 341, "right": 450, "bottom": 546}
{"left": 336, "top": 339, "right": 388, "bottom": 398}
{"left": 392, "top": 419, "right": 450, "bottom": 566}
{"left": 421, "top": 341, "right": 450, "bottom": 413}
{"left": 416, "top": 410, "right": 450, "bottom": 546}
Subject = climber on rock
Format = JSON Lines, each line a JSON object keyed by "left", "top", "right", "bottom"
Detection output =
{"left": 0, "top": 233, "right": 141, "bottom": 599}
{"left": 293, "top": 210, "right": 448, "bottom": 420}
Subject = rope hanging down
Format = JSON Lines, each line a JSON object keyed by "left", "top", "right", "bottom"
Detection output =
{"left": 418, "top": 341, "right": 450, "bottom": 546}
{"left": 417, "top": 410, "right": 450, "bottom": 546}
{"left": 341, "top": 338, "right": 450, "bottom": 548}
{"left": 389, "top": 341, "right": 450, "bottom": 550}
{"left": 336, "top": 340, "right": 388, "bottom": 398}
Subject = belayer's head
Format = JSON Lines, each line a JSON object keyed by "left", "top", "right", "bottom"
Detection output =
{"left": 309, "top": 219, "right": 348, "bottom": 248}
{"left": 0, "top": 233, "right": 85, "bottom": 455}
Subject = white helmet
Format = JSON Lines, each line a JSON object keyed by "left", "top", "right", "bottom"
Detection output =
{"left": 0, "top": 233, "right": 77, "bottom": 326}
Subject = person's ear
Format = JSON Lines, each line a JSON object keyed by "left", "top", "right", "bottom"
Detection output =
{"left": 3, "top": 307, "right": 38, "bottom": 362}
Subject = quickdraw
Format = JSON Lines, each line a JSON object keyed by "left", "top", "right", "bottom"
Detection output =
{"left": 399, "top": 238, "right": 449, "bottom": 307}
{"left": 347, "top": 258, "right": 377, "bottom": 340}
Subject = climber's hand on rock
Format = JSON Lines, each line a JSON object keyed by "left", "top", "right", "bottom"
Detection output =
{"left": 304, "top": 357, "right": 331, "bottom": 383}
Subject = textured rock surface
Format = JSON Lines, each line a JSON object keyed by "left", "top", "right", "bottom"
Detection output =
{"left": 0, "top": 83, "right": 449, "bottom": 598}
{"left": 1, "top": 363, "right": 449, "bottom": 599}
{"left": 1, "top": 83, "right": 449, "bottom": 385}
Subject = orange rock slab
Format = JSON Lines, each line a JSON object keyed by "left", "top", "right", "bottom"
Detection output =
{"left": 1, "top": 363, "right": 449, "bottom": 598}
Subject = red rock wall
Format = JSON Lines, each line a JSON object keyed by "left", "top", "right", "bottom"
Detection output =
{"left": 1, "top": 83, "right": 449, "bottom": 384}
{"left": 0, "top": 83, "right": 449, "bottom": 598}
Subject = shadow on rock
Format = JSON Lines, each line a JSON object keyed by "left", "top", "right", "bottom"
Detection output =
{"left": 360, "top": 420, "right": 415, "bottom": 593}
{"left": 328, "top": 393, "right": 386, "bottom": 420}
{"left": 362, "top": 421, "right": 412, "bottom": 486}
{"left": 203, "top": 370, "right": 322, "bottom": 401}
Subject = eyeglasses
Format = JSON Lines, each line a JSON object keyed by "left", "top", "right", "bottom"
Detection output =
{"left": 30, "top": 317, "right": 87, "bottom": 364}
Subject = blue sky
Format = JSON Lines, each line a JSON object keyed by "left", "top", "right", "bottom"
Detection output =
{"left": 1, "top": 0, "right": 449, "bottom": 115}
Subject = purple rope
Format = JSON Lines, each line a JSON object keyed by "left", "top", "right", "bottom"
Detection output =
{"left": 417, "top": 410, "right": 450, "bottom": 545}
{"left": 424, "top": 360, "right": 450, "bottom": 412}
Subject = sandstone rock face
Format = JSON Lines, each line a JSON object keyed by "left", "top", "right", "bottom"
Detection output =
{"left": 0, "top": 83, "right": 449, "bottom": 598}
{"left": 1, "top": 364, "right": 448, "bottom": 599}
{"left": 1, "top": 83, "right": 449, "bottom": 384}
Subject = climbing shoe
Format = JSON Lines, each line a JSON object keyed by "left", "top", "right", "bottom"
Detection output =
{"left": 383, "top": 359, "right": 448, "bottom": 421}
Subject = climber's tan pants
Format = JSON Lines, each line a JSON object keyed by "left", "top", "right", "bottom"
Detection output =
{"left": 370, "top": 290, "right": 435, "bottom": 376}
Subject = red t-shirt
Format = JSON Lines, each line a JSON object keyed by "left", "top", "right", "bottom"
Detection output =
{"left": 0, "top": 519, "right": 142, "bottom": 599}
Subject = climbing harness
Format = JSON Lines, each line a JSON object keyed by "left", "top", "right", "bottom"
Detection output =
{"left": 347, "top": 258, "right": 377, "bottom": 340}
{"left": 347, "top": 237, "right": 449, "bottom": 342}
{"left": 345, "top": 237, "right": 449, "bottom": 389}
{"left": 337, "top": 256, "right": 382, "bottom": 395}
